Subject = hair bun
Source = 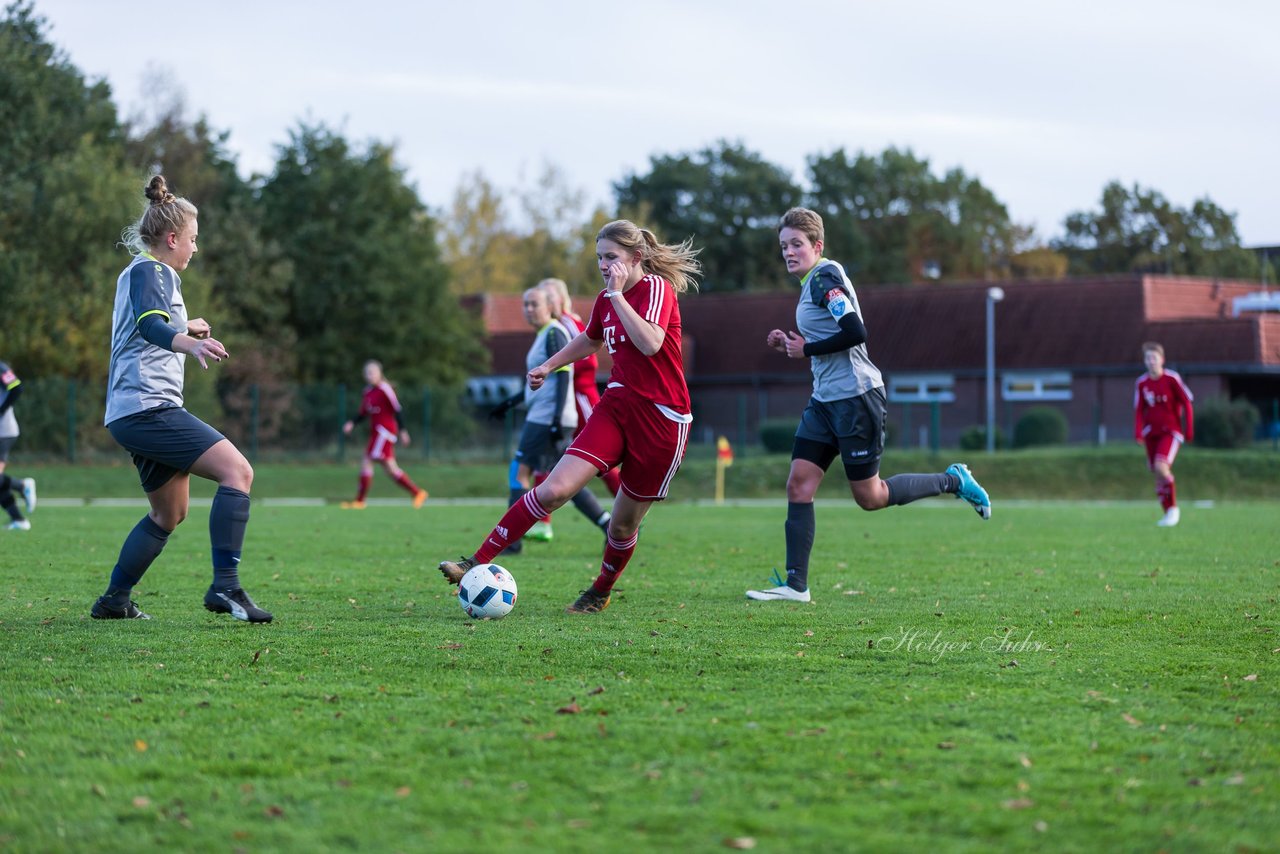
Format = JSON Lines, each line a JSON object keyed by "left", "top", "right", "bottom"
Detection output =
{"left": 145, "top": 175, "right": 175, "bottom": 206}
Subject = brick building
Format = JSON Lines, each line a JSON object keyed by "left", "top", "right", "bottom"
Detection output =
{"left": 465, "top": 276, "right": 1280, "bottom": 448}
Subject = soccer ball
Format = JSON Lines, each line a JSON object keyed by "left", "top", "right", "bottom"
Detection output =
{"left": 457, "top": 563, "right": 518, "bottom": 619}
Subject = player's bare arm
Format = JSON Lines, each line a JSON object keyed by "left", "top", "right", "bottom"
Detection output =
{"left": 606, "top": 261, "right": 665, "bottom": 356}
{"left": 528, "top": 332, "right": 603, "bottom": 390}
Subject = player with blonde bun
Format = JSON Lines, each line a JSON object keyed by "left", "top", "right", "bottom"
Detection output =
{"left": 92, "top": 175, "right": 271, "bottom": 623}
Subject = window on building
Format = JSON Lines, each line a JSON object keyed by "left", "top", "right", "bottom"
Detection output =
{"left": 1001, "top": 371, "right": 1072, "bottom": 401}
{"left": 887, "top": 374, "right": 955, "bottom": 403}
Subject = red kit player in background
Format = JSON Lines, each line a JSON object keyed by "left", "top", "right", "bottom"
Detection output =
{"left": 342, "top": 360, "right": 428, "bottom": 509}
{"left": 439, "top": 221, "right": 701, "bottom": 614}
{"left": 1134, "top": 342, "right": 1193, "bottom": 527}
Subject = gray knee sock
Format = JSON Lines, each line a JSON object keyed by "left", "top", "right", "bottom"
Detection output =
{"left": 885, "top": 472, "right": 958, "bottom": 506}
{"left": 784, "top": 502, "right": 815, "bottom": 591}
{"left": 106, "top": 515, "right": 171, "bottom": 602}
{"left": 571, "top": 488, "right": 608, "bottom": 528}
{"left": 210, "top": 486, "right": 251, "bottom": 591}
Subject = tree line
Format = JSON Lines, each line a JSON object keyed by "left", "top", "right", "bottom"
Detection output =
{"left": 2, "top": 1, "right": 1267, "bottom": 398}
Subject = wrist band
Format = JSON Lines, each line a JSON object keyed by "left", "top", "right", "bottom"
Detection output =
{"left": 603, "top": 290, "right": 620, "bottom": 299}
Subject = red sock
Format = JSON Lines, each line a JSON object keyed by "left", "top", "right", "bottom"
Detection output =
{"left": 475, "top": 490, "right": 549, "bottom": 563}
{"left": 1166, "top": 477, "right": 1176, "bottom": 510}
{"left": 394, "top": 471, "right": 421, "bottom": 496}
{"left": 1157, "top": 477, "right": 1175, "bottom": 511}
{"left": 356, "top": 472, "right": 372, "bottom": 502}
{"left": 601, "top": 468, "right": 621, "bottom": 497}
{"left": 533, "top": 472, "right": 551, "bottom": 522}
{"left": 592, "top": 530, "right": 639, "bottom": 595}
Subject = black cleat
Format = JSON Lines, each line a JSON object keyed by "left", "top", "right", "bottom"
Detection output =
{"left": 566, "top": 588, "right": 611, "bottom": 614}
{"left": 204, "top": 587, "right": 273, "bottom": 623}
{"left": 91, "top": 597, "right": 151, "bottom": 620}
{"left": 439, "top": 556, "right": 476, "bottom": 585}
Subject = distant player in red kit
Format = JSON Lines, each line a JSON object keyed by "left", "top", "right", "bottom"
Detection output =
{"left": 1134, "top": 342, "right": 1193, "bottom": 527}
{"left": 439, "top": 221, "right": 701, "bottom": 613}
{"left": 342, "top": 360, "right": 427, "bottom": 509}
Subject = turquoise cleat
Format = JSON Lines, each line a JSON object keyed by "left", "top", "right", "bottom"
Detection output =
{"left": 946, "top": 463, "right": 991, "bottom": 520}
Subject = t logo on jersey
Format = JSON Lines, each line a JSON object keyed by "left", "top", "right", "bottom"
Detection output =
{"left": 602, "top": 325, "right": 618, "bottom": 354}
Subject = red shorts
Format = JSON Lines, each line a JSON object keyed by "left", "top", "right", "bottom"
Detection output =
{"left": 573, "top": 384, "right": 601, "bottom": 438}
{"left": 565, "top": 385, "right": 690, "bottom": 501}
{"left": 366, "top": 425, "right": 398, "bottom": 461}
{"left": 1144, "top": 432, "right": 1182, "bottom": 470}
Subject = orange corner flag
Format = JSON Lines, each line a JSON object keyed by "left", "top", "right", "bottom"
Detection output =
{"left": 717, "top": 436, "right": 734, "bottom": 467}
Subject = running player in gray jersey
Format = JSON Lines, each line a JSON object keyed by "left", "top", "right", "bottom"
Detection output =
{"left": 91, "top": 175, "right": 271, "bottom": 623}
{"left": 0, "top": 359, "right": 37, "bottom": 530}
{"left": 747, "top": 208, "right": 991, "bottom": 603}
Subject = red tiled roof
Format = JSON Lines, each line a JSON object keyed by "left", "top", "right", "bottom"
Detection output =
{"left": 469, "top": 275, "right": 1280, "bottom": 377}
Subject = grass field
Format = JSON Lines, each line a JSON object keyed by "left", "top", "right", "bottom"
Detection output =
{"left": 1, "top": 495, "right": 1277, "bottom": 851}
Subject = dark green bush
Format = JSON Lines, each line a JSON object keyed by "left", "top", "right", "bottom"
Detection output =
{"left": 1013, "top": 407, "right": 1068, "bottom": 448}
{"left": 959, "top": 425, "right": 1007, "bottom": 451}
{"left": 759, "top": 419, "right": 798, "bottom": 454}
{"left": 1194, "top": 397, "right": 1260, "bottom": 449}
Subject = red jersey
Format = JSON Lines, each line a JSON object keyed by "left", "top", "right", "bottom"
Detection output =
{"left": 585, "top": 274, "right": 690, "bottom": 413}
{"left": 360, "top": 381, "right": 402, "bottom": 435}
{"left": 1134, "top": 370, "right": 1193, "bottom": 441}
{"left": 559, "top": 312, "right": 599, "bottom": 396}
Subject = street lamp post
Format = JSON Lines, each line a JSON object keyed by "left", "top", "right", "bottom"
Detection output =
{"left": 986, "top": 287, "right": 1005, "bottom": 453}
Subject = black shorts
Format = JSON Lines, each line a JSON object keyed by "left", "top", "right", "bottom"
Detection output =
{"left": 108, "top": 406, "right": 226, "bottom": 493}
{"left": 793, "top": 387, "right": 887, "bottom": 481}
{"left": 0, "top": 436, "right": 15, "bottom": 463}
{"left": 515, "top": 421, "right": 570, "bottom": 473}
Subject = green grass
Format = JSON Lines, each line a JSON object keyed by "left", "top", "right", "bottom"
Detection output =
{"left": 1, "top": 498, "right": 1277, "bottom": 851}
{"left": 14, "top": 444, "right": 1280, "bottom": 502}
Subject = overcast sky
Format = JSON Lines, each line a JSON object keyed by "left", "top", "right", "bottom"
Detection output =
{"left": 32, "top": 0, "right": 1280, "bottom": 245}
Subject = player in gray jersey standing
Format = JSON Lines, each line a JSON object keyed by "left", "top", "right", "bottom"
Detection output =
{"left": 0, "top": 359, "right": 37, "bottom": 530}
{"left": 92, "top": 175, "right": 271, "bottom": 622}
{"left": 747, "top": 207, "right": 991, "bottom": 603}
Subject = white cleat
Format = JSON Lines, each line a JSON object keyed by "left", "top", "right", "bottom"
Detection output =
{"left": 1156, "top": 507, "right": 1180, "bottom": 527}
{"left": 21, "top": 478, "right": 36, "bottom": 513}
{"left": 746, "top": 584, "right": 811, "bottom": 603}
{"left": 7, "top": 519, "right": 32, "bottom": 531}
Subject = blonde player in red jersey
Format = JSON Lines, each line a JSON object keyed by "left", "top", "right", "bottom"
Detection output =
{"left": 1134, "top": 342, "right": 1193, "bottom": 526}
{"left": 341, "top": 360, "right": 427, "bottom": 509}
{"left": 439, "top": 221, "right": 700, "bottom": 613}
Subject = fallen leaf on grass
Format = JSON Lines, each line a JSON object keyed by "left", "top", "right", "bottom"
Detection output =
{"left": 533, "top": 732, "right": 558, "bottom": 741}
{"left": 937, "top": 742, "right": 956, "bottom": 750}
{"left": 587, "top": 686, "right": 606, "bottom": 696}
{"left": 567, "top": 819, "right": 591, "bottom": 828}
{"left": 264, "top": 805, "right": 285, "bottom": 818}
{"left": 556, "top": 702, "right": 582, "bottom": 715}
{"left": 132, "top": 796, "right": 150, "bottom": 808}
{"left": 250, "top": 648, "right": 268, "bottom": 664}
{"left": 1034, "top": 820, "right": 1048, "bottom": 832}
{"left": 1243, "top": 674, "right": 1258, "bottom": 682}
{"left": 395, "top": 787, "right": 411, "bottom": 798}
{"left": 134, "top": 740, "right": 147, "bottom": 752}
{"left": 436, "top": 643, "right": 464, "bottom": 650}
{"left": 1001, "top": 798, "right": 1034, "bottom": 810}
{"left": 1019, "top": 754, "right": 1033, "bottom": 768}
{"left": 1224, "top": 773, "right": 1245, "bottom": 786}
{"left": 91, "top": 784, "right": 106, "bottom": 798}
{"left": 1001, "top": 660, "right": 1019, "bottom": 668}
{"left": 722, "top": 837, "right": 756, "bottom": 849}
{"left": 1122, "top": 713, "right": 1142, "bottom": 727}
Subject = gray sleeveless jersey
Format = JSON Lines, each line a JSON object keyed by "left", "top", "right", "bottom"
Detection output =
{"left": 523, "top": 322, "right": 578, "bottom": 429}
{"left": 105, "top": 254, "right": 188, "bottom": 425}
{"left": 795, "top": 259, "right": 883, "bottom": 402}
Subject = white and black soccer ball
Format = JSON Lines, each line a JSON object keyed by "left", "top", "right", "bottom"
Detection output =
{"left": 457, "top": 563, "right": 518, "bottom": 619}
